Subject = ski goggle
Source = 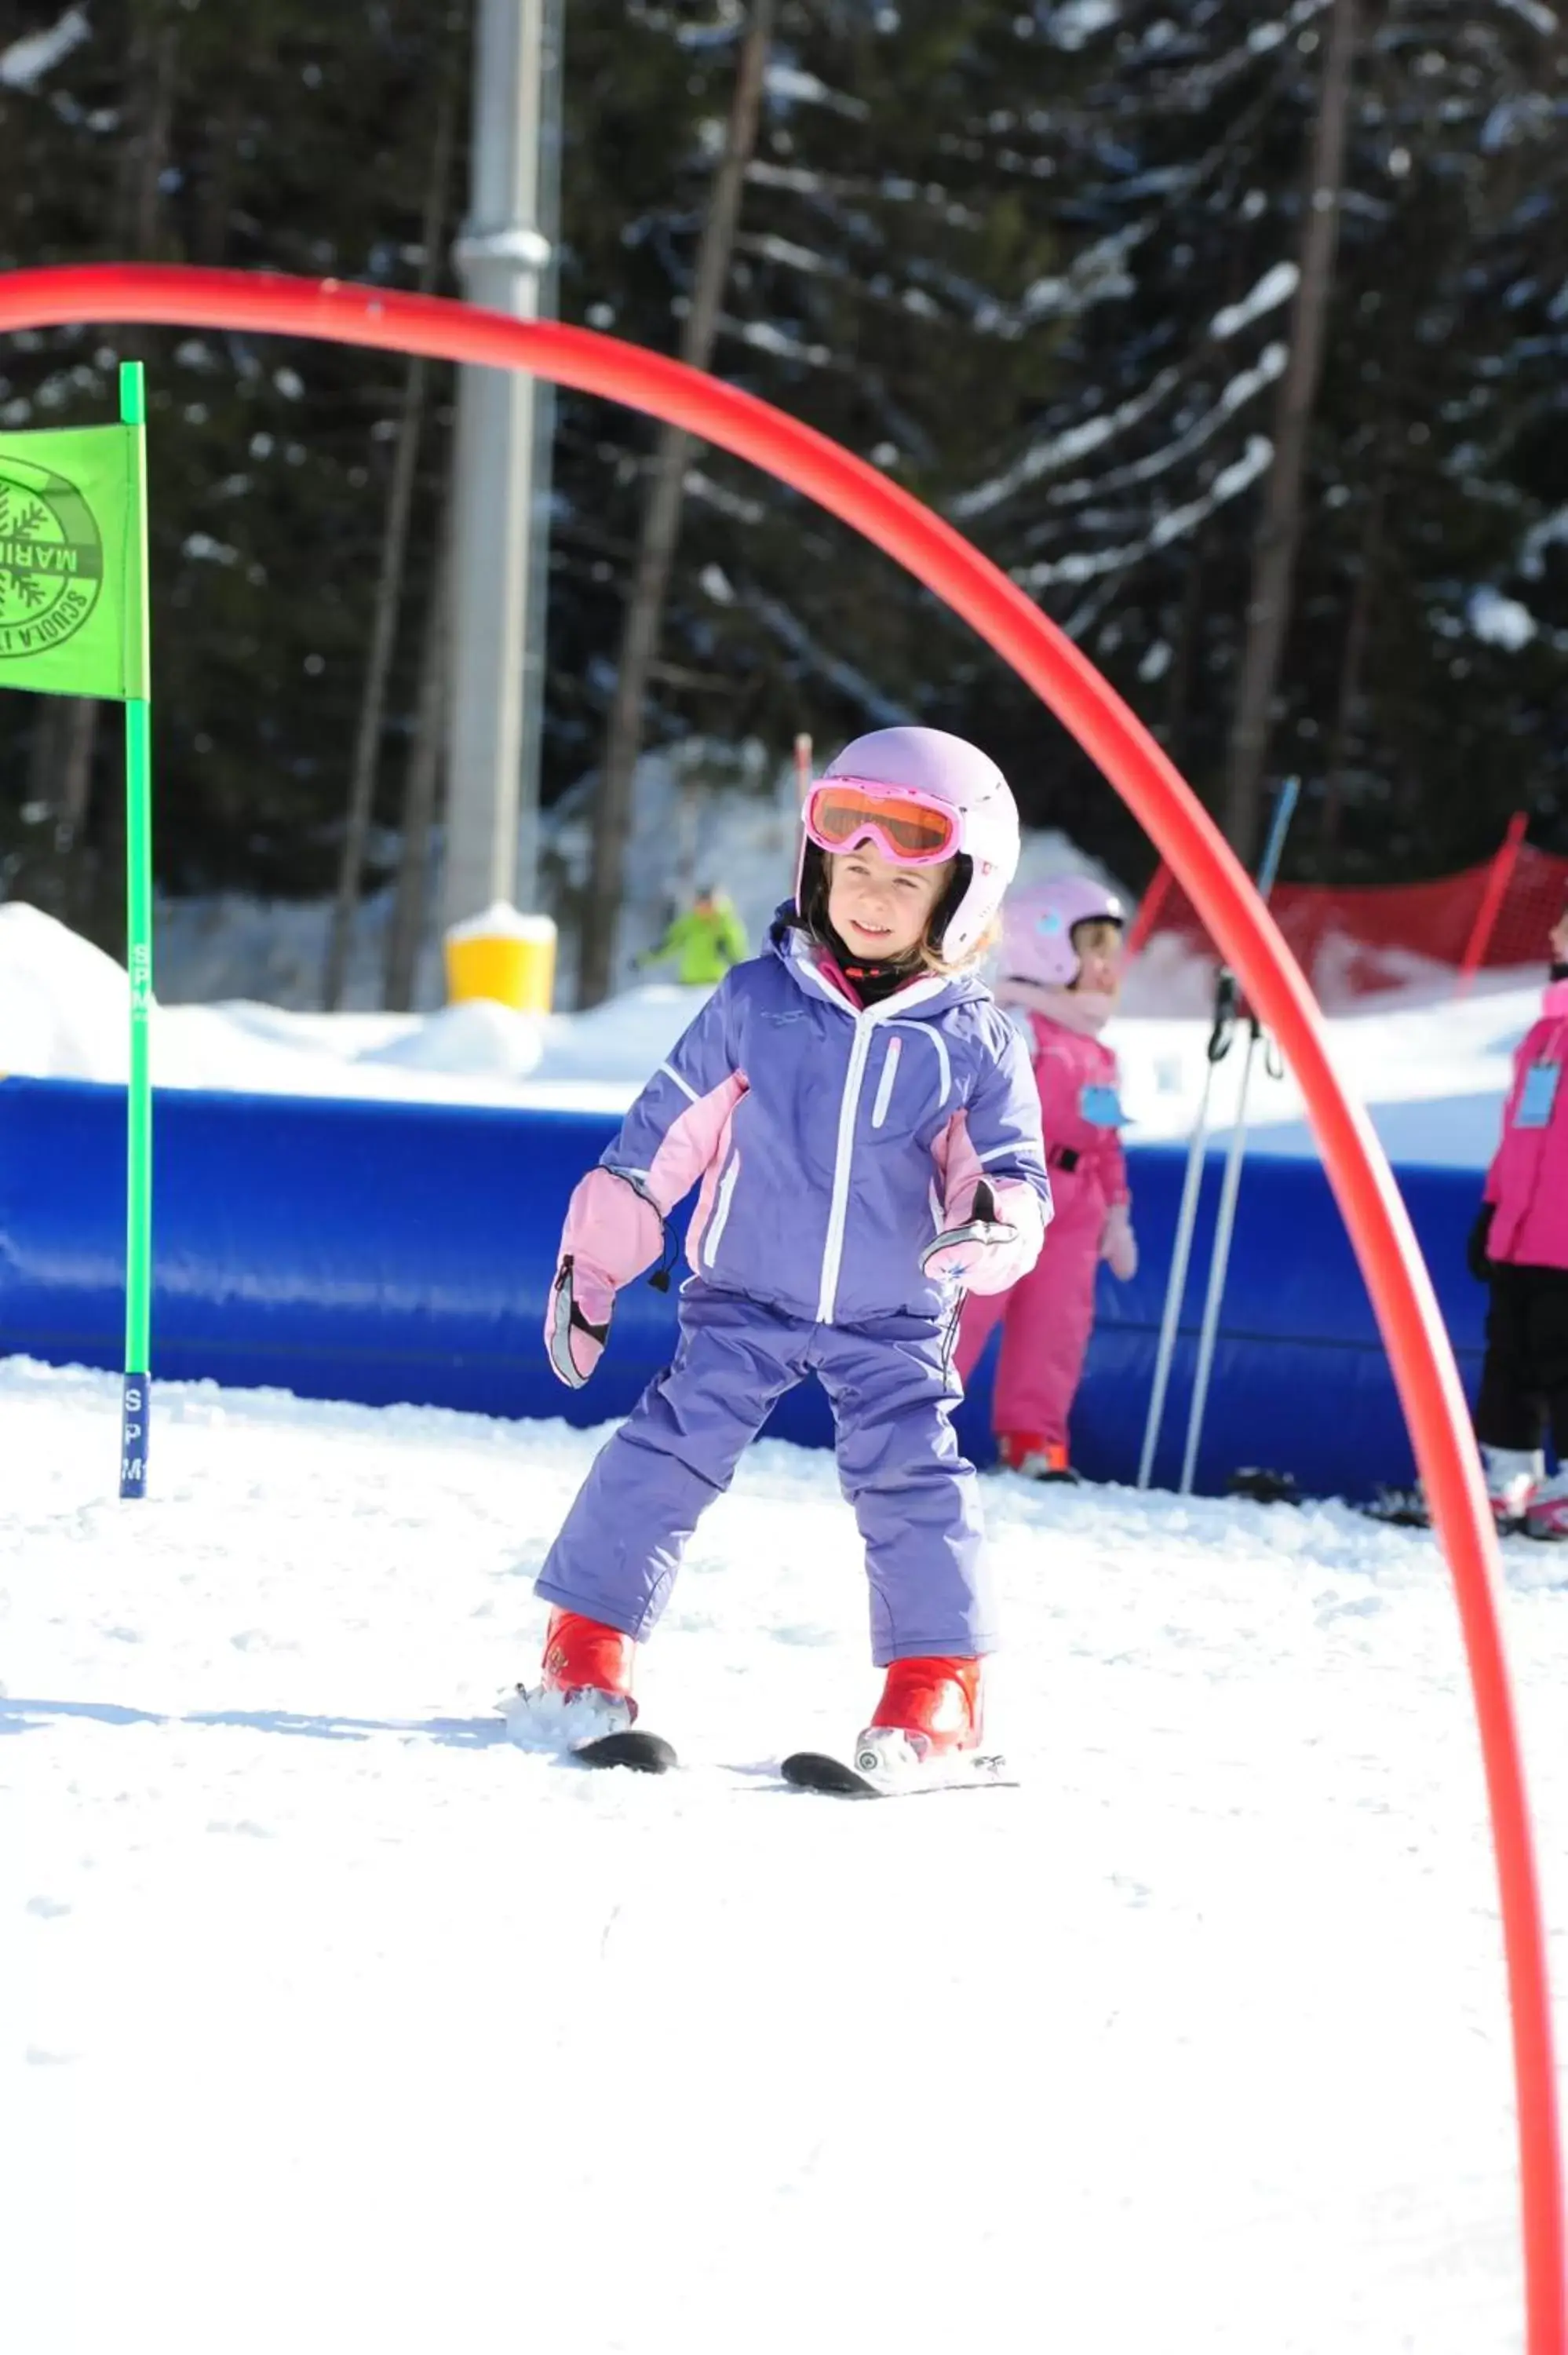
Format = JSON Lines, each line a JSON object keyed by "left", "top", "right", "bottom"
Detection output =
{"left": 802, "top": 777, "right": 960, "bottom": 867}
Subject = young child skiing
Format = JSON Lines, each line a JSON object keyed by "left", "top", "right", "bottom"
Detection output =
{"left": 515, "top": 726, "right": 1052, "bottom": 1773}
{"left": 954, "top": 878, "right": 1136, "bottom": 1480}
{"left": 1467, "top": 896, "right": 1568, "bottom": 1538}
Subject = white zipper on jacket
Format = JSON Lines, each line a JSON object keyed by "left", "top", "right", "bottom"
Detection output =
{"left": 870, "top": 1035, "right": 902, "bottom": 1128}
{"left": 788, "top": 941, "right": 952, "bottom": 1327}
{"left": 819, "top": 1017, "right": 875, "bottom": 1321}
{"left": 704, "top": 1150, "right": 742, "bottom": 1267}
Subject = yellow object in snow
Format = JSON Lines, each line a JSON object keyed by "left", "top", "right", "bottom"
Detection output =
{"left": 443, "top": 905, "right": 557, "bottom": 1013}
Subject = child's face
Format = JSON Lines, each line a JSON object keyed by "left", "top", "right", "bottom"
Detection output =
{"left": 1071, "top": 918, "right": 1123, "bottom": 999}
{"left": 1552, "top": 905, "right": 1568, "bottom": 966}
{"left": 827, "top": 845, "right": 954, "bottom": 962}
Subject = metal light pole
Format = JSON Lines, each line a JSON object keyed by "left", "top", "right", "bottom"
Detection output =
{"left": 519, "top": 0, "right": 563, "bottom": 909}
{"left": 443, "top": 0, "right": 553, "bottom": 932}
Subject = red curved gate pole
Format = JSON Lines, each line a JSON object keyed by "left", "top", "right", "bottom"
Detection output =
{"left": 3, "top": 265, "right": 1560, "bottom": 2350}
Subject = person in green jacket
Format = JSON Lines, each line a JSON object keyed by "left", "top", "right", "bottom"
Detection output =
{"left": 636, "top": 885, "right": 748, "bottom": 986}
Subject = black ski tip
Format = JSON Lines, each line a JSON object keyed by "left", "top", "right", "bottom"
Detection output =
{"left": 781, "top": 1748, "right": 1020, "bottom": 1798}
{"left": 571, "top": 1729, "right": 678, "bottom": 1775}
{"left": 1361, "top": 1485, "right": 1431, "bottom": 1529}
{"left": 1227, "top": 1465, "right": 1300, "bottom": 1508}
{"left": 781, "top": 1750, "right": 882, "bottom": 1799}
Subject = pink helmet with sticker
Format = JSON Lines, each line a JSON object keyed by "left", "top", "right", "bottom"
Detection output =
{"left": 1001, "top": 876, "right": 1125, "bottom": 989}
{"left": 797, "top": 725, "right": 1020, "bottom": 962}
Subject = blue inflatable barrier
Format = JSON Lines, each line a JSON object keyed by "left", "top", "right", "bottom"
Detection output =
{"left": 1050, "top": 1145, "right": 1483, "bottom": 1498}
{"left": 0, "top": 1075, "right": 1485, "bottom": 1499}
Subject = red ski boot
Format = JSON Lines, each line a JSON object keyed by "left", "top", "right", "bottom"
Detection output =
{"left": 542, "top": 1608, "right": 636, "bottom": 1704}
{"left": 504, "top": 1608, "right": 638, "bottom": 1750}
{"left": 998, "top": 1431, "right": 1077, "bottom": 1482}
{"left": 854, "top": 1655, "right": 983, "bottom": 1776}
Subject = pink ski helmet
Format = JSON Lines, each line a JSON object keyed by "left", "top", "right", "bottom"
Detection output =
{"left": 1002, "top": 876, "right": 1125, "bottom": 988}
{"left": 797, "top": 725, "right": 1020, "bottom": 962}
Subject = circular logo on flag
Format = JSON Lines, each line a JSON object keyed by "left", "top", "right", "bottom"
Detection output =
{"left": 0, "top": 458, "right": 104, "bottom": 659}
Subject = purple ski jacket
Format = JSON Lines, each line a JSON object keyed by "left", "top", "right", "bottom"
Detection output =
{"left": 552, "top": 918, "right": 1052, "bottom": 1346}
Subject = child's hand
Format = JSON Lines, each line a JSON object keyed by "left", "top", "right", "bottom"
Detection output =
{"left": 544, "top": 1167, "right": 667, "bottom": 1386}
{"left": 1101, "top": 1202, "right": 1138, "bottom": 1281}
{"left": 921, "top": 1179, "right": 1019, "bottom": 1285}
{"left": 545, "top": 1255, "right": 614, "bottom": 1388}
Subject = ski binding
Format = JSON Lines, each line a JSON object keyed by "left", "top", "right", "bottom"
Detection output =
{"left": 499, "top": 1683, "right": 676, "bottom": 1772}
{"left": 781, "top": 1748, "right": 1016, "bottom": 1800}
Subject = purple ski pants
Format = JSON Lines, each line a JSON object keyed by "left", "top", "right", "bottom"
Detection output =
{"left": 535, "top": 1281, "right": 994, "bottom": 1665}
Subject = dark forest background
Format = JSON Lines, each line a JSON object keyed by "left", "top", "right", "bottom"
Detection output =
{"left": 3, "top": 0, "right": 1567, "bottom": 991}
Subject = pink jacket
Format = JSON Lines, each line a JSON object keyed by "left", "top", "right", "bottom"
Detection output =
{"left": 1484, "top": 977, "right": 1568, "bottom": 1271}
{"left": 1019, "top": 1004, "right": 1129, "bottom": 1235}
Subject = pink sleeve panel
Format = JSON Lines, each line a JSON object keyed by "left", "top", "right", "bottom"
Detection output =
{"left": 1100, "top": 1073, "right": 1131, "bottom": 1207}
{"left": 641, "top": 1072, "right": 749, "bottom": 1216}
{"left": 932, "top": 1108, "right": 1047, "bottom": 1294}
{"left": 1107, "top": 1137, "right": 1130, "bottom": 1206}
{"left": 557, "top": 1168, "right": 665, "bottom": 1324}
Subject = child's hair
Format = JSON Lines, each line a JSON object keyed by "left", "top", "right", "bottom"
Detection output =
{"left": 913, "top": 910, "right": 1002, "bottom": 979}
{"left": 797, "top": 856, "right": 1000, "bottom": 978}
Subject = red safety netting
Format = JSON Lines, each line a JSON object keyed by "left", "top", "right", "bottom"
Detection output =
{"left": 1482, "top": 842, "right": 1568, "bottom": 972}
{"left": 1135, "top": 838, "right": 1568, "bottom": 1010}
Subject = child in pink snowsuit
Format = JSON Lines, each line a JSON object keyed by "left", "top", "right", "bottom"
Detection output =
{"left": 955, "top": 878, "right": 1136, "bottom": 1478}
{"left": 1467, "top": 898, "right": 1568, "bottom": 1539}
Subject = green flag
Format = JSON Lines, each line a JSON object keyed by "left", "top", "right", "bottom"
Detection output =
{"left": 0, "top": 421, "right": 149, "bottom": 702}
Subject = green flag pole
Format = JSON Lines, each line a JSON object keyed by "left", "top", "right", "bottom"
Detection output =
{"left": 119, "top": 360, "right": 153, "bottom": 1499}
{"left": 0, "top": 366, "right": 151, "bottom": 1486}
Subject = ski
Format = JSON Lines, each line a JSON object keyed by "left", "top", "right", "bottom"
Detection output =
{"left": 571, "top": 1729, "right": 677, "bottom": 1775}
{"left": 1359, "top": 1485, "right": 1430, "bottom": 1529}
{"left": 780, "top": 1749, "right": 1017, "bottom": 1800}
{"left": 1358, "top": 1488, "right": 1540, "bottom": 1539}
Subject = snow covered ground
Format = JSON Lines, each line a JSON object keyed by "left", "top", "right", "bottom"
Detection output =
{"left": 6, "top": 1353, "right": 1567, "bottom": 2353}
{"left": 6, "top": 840, "right": 1566, "bottom": 2349}
{"left": 0, "top": 894, "right": 1549, "bottom": 1167}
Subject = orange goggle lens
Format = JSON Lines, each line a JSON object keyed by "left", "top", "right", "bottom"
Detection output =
{"left": 804, "top": 781, "right": 958, "bottom": 864}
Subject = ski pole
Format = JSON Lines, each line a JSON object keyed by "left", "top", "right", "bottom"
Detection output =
{"left": 1136, "top": 971, "right": 1233, "bottom": 1490}
{"left": 1176, "top": 776, "right": 1300, "bottom": 1495}
{"left": 1178, "top": 1019, "right": 1258, "bottom": 1495}
{"left": 1250, "top": 772, "right": 1300, "bottom": 907}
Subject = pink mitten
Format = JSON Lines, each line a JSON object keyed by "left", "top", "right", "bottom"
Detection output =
{"left": 1101, "top": 1201, "right": 1138, "bottom": 1281}
{"left": 545, "top": 1257, "right": 615, "bottom": 1389}
{"left": 542, "top": 1168, "right": 666, "bottom": 1388}
{"left": 921, "top": 1178, "right": 1019, "bottom": 1286}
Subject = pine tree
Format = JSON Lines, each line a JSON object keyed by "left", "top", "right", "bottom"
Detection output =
{"left": 5, "top": 0, "right": 1566, "bottom": 956}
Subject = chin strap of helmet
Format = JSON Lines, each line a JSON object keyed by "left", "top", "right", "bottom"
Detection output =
{"left": 822, "top": 923, "right": 923, "bottom": 1004}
